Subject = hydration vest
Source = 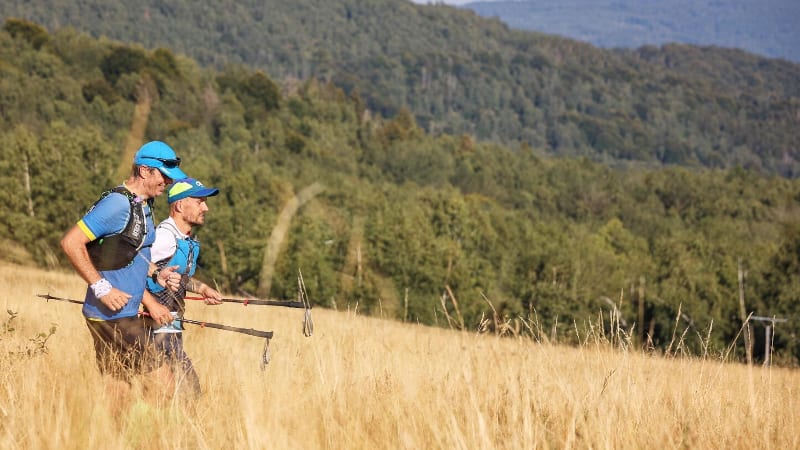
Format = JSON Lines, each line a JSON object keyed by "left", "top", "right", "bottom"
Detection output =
{"left": 147, "top": 221, "right": 201, "bottom": 312}
{"left": 86, "top": 186, "right": 151, "bottom": 271}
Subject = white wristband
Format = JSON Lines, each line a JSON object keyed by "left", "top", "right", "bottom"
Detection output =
{"left": 90, "top": 278, "right": 113, "bottom": 298}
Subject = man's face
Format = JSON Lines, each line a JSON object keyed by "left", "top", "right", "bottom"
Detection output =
{"left": 144, "top": 167, "right": 172, "bottom": 198}
{"left": 179, "top": 197, "right": 210, "bottom": 226}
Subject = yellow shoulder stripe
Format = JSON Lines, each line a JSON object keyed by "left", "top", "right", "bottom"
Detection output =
{"left": 77, "top": 220, "right": 97, "bottom": 241}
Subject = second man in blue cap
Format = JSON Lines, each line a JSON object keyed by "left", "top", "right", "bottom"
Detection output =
{"left": 142, "top": 177, "right": 222, "bottom": 395}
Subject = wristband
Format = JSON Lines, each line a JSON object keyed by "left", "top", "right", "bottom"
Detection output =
{"left": 90, "top": 278, "right": 112, "bottom": 298}
{"left": 151, "top": 267, "right": 162, "bottom": 284}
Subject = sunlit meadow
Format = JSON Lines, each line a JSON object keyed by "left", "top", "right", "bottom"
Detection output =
{"left": 1, "top": 262, "right": 798, "bottom": 449}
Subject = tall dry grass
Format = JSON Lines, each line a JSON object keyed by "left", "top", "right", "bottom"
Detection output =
{"left": 1, "top": 262, "right": 798, "bottom": 449}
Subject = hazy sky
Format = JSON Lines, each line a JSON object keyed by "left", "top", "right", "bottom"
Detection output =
{"left": 409, "top": 0, "right": 486, "bottom": 5}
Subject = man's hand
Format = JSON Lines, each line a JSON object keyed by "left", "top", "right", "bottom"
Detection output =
{"left": 148, "top": 302, "right": 174, "bottom": 326}
{"left": 98, "top": 287, "right": 132, "bottom": 311}
{"left": 200, "top": 285, "right": 223, "bottom": 305}
{"left": 142, "top": 290, "right": 174, "bottom": 325}
{"left": 157, "top": 265, "right": 182, "bottom": 292}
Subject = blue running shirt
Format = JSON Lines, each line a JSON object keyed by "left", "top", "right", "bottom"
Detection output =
{"left": 77, "top": 189, "right": 155, "bottom": 320}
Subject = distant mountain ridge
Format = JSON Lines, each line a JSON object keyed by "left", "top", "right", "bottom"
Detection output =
{"left": 461, "top": 0, "right": 800, "bottom": 63}
{"left": 1, "top": 0, "right": 799, "bottom": 175}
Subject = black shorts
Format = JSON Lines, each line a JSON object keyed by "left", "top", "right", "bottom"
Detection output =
{"left": 85, "top": 316, "right": 163, "bottom": 381}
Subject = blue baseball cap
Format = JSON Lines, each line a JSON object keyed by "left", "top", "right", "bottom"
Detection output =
{"left": 168, "top": 178, "right": 220, "bottom": 204}
{"left": 134, "top": 141, "right": 188, "bottom": 180}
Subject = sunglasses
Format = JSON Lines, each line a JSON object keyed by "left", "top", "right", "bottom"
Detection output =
{"left": 140, "top": 156, "right": 181, "bottom": 168}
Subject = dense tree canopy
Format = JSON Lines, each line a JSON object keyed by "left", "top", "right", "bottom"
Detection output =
{"left": 0, "top": 20, "right": 799, "bottom": 365}
{"left": 1, "top": 0, "right": 799, "bottom": 175}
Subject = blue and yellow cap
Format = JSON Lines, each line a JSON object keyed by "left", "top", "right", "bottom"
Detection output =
{"left": 168, "top": 178, "right": 220, "bottom": 204}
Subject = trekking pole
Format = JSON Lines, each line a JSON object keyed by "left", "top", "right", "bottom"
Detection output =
{"left": 143, "top": 312, "right": 273, "bottom": 369}
{"left": 297, "top": 269, "right": 314, "bottom": 337}
{"left": 35, "top": 293, "right": 274, "bottom": 369}
{"left": 36, "top": 293, "right": 84, "bottom": 305}
{"left": 186, "top": 276, "right": 314, "bottom": 338}
{"left": 184, "top": 296, "right": 308, "bottom": 309}
{"left": 177, "top": 316, "right": 274, "bottom": 339}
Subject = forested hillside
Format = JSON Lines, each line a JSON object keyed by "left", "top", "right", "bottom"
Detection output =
{"left": 1, "top": 0, "right": 799, "bottom": 175}
{"left": 461, "top": 0, "right": 800, "bottom": 63}
{"left": 1, "top": 20, "right": 800, "bottom": 364}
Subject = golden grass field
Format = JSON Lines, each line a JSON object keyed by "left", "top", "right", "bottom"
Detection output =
{"left": 1, "top": 261, "right": 798, "bottom": 449}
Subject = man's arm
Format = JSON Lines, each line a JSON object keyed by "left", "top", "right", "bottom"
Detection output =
{"left": 141, "top": 290, "right": 173, "bottom": 325}
{"left": 60, "top": 225, "right": 131, "bottom": 311}
{"left": 149, "top": 225, "right": 182, "bottom": 291}
{"left": 60, "top": 225, "right": 101, "bottom": 285}
{"left": 187, "top": 278, "right": 223, "bottom": 305}
{"left": 148, "top": 262, "right": 181, "bottom": 291}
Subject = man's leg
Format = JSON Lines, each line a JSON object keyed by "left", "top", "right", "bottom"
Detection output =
{"left": 155, "top": 332, "right": 200, "bottom": 396}
{"left": 85, "top": 319, "right": 135, "bottom": 415}
{"left": 87, "top": 316, "right": 176, "bottom": 406}
{"left": 141, "top": 362, "right": 175, "bottom": 405}
{"left": 138, "top": 320, "right": 175, "bottom": 403}
{"left": 172, "top": 333, "right": 202, "bottom": 396}
{"left": 102, "top": 376, "right": 132, "bottom": 418}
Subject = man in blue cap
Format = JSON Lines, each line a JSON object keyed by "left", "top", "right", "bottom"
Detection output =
{"left": 60, "top": 140, "right": 188, "bottom": 405}
{"left": 142, "top": 177, "right": 222, "bottom": 396}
